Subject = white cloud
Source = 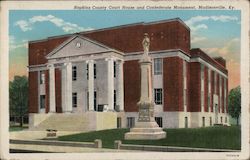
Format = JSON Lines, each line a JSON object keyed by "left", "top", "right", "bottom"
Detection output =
{"left": 186, "top": 15, "right": 239, "bottom": 44}
{"left": 185, "top": 15, "right": 238, "bottom": 28}
{"left": 203, "top": 38, "right": 240, "bottom": 57}
{"left": 9, "top": 35, "right": 28, "bottom": 51}
{"left": 15, "top": 20, "right": 32, "bottom": 32}
{"left": 15, "top": 15, "right": 93, "bottom": 33}
{"left": 191, "top": 36, "right": 207, "bottom": 43}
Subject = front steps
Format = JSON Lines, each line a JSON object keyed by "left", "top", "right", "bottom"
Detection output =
{"left": 29, "top": 112, "right": 117, "bottom": 132}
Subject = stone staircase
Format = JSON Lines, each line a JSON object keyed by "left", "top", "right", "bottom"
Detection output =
{"left": 29, "top": 113, "right": 91, "bottom": 132}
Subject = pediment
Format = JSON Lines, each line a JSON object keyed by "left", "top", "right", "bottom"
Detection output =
{"left": 46, "top": 35, "right": 121, "bottom": 59}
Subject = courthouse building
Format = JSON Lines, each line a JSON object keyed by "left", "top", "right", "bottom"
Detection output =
{"left": 28, "top": 18, "right": 229, "bottom": 131}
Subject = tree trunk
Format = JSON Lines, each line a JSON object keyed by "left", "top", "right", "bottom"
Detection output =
{"left": 236, "top": 117, "right": 239, "bottom": 125}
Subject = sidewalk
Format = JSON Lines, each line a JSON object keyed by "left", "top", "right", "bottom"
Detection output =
{"left": 10, "top": 143, "right": 135, "bottom": 153}
{"left": 10, "top": 130, "right": 81, "bottom": 140}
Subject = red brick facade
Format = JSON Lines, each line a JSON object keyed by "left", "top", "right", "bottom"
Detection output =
{"left": 163, "top": 57, "right": 183, "bottom": 111}
{"left": 210, "top": 71, "right": 214, "bottom": 112}
{"left": 28, "top": 19, "right": 228, "bottom": 117}
{"left": 124, "top": 60, "right": 140, "bottom": 112}
{"left": 189, "top": 62, "right": 201, "bottom": 112}
{"left": 55, "top": 68, "right": 62, "bottom": 113}
{"left": 45, "top": 70, "right": 49, "bottom": 113}
{"left": 204, "top": 66, "right": 208, "bottom": 112}
{"left": 28, "top": 71, "right": 38, "bottom": 113}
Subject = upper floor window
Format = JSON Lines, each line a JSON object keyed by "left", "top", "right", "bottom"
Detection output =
{"left": 154, "top": 88, "right": 163, "bottom": 105}
{"left": 94, "top": 63, "right": 97, "bottom": 79}
{"left": 114, "top": 61, "right": 116, "bottom": 78}
{"left": 40, "top": 71, "right": 45, "bottom": 84}
{"left": 86, "top": 64, "right": 89, "bottom": 80}
{"left": 214, "top": 73, "right": 217, "bottom": 92}
{"left": 72, "top": 66, "right": 77, "bottom": 81}
{"left": 201, "top": 64, "right": 204, "bottom": 80}
{"left": 154, "top": 58, "right": 162, "bottom": 75}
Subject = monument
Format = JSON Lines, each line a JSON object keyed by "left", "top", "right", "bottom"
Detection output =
{"left": 124, "top": 33, "right": 166, "bottom": 140}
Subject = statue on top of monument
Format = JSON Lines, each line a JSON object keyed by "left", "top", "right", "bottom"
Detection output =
{"left": 142, "top": 33, "right": 150, "bottom": 56}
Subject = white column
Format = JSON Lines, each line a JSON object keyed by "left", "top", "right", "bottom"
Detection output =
{"left": 117, "top": 60, "right": 124, "bottom": 111}
{"left": 106, "top": 58, "right": 114, "bottom": 111}
{"left": 87, "top": 60, "right": 94, "bottom": 111}
{"left": 49, "top": 64, "right": 56, "bottom": 113}
{"left": 65, "top": 62, "right": 72, "bottom": 113}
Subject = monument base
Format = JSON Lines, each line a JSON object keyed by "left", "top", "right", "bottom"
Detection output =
{"left": 124, "top": 121, "right": 166, "bottom": 140}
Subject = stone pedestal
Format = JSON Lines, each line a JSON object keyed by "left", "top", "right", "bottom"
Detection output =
{"left": 124, "top": 46, "right": 166, "bottom": 140}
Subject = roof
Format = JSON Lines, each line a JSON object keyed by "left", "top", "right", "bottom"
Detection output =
{"left": 190, "top": 48, "right": 227, "bottom": 74}
{"left": 29, "top": 18, "right": 190, "bottom": 44}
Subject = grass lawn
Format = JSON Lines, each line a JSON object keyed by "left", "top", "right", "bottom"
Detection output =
{"left": 58, "top": 126, "right": 241, "bottom": 150}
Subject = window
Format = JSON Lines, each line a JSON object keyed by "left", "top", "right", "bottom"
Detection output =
{"left": 208, "top": 69, "right": 211, "bottom": 83}
{"left": 154, "top": 58, "right": 162, "bottom": 75}
{"left": 184, "top": 89, "right": 187, "bottom": 106}
{"left": 202, "top": 117, "right": 205, "bottom": 127}
{"left": 225, "top": 117, "right": 227, "bottom": 123}
{"left": 72, "top": 92, "right": 77, "bottom": 108}
{"left": 94, "top": 91, "right": 97, "bottom": 111}
{"left": 87, "top": 92, "right": 89, "bottom": 110}
{"left": 224, "top": 78, "right": 227, "bottom": 113}
{"left": 208, "top": 95, "right": 210, "bottom": 112}
{"left": 127, "top": 117, "right": 135, "bottom": 128}
{"left": 155, "top": 117, "right": 163, "bottom": 127}
{"left": 40, "top": 71, "right": 45, "bottom": 84}
{"left": 154, "top": 88, "right": 162, "bottom": 105}
{"left": 114, "top": 61, "right": 116, "bottom": 78}
{"left": 72, "top": 66, "right": 77, "bottom": 81}
{"left": 210, "top": 117, "right": 212, "bottom": 126}
{"left": 201, "top": 91, "right": 204, "bottom": 111}
{"left": 201, "top": 64, "right": 204, "bottom": 80}
{"left": 114, "top": 90, "right": 116, "bottom": 108}
{"left": 214, "top": 73, "right": 217, "bottom": 93}
{"left": 94, "top": 63, "right": 97, "bottom": 79}
{"left": 86, "top": 64, "right": 89, "bottom": 80}
{"left": 221, "top": 116, "right": 223, "bottom": 123}
{"left": 185, "top": 117, "right": 188, "bottom": 128}
{"left": 40, "top": 95, "right": 46, "bottom": 109}
{"left": 117, "top": 117, "right": 121, "bottom": 128}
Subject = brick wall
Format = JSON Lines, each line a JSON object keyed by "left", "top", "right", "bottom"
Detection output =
{"left": 163, "top": 57, "right": 183, "bottom": 111}
{"left": 210, "top": 71, "right": 214, "bottom": 112}
{"left": 189, "top": 62, "right": 201, "bottom": 112}
{"left": 186, "top": 61, "right": 190, "bottom": 112}
{"left": 226, "top": 79, "right": 228, "bottom": 113}
{"left": 45, "top": 70, "right": 50, "bottom": 113}
{"left": 216, "top": 74, "right": 220, "bottom": 113}
{"left": 204, "top": 66, "right": 208, "bottom": 112}
{"left": 28, "top": 71, "right": 38, "bottom": 113}
{"left": 124, "top": 60, "right": 140, "bottom": 112}
{"left": 55, "top": 68, "right": 62, "bottom": 113}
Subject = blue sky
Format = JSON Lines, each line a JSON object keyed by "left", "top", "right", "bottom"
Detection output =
{"left": 9, "top": 10, "right": 241, "bottom": 89}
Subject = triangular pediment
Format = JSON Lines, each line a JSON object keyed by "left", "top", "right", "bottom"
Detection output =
{"left": 46, "top": 35, "right": 122, "bottom": 59}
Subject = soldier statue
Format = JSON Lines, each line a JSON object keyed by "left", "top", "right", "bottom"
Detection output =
{"left": 142, "top": 33, "right": 150, "bottom": 56}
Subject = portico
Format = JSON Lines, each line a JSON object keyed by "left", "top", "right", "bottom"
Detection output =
{"left": 44, "top": 35, "right": 124, "bottom": 113}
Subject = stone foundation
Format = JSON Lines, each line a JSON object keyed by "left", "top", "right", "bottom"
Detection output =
{"left": 124, "top": 121, "right": 166, "bottom": 140}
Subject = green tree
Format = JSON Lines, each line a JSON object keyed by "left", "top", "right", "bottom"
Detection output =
{"left": 9, "top": 76, "right": 28, "bottom": 127}
{"left": 228, "top": 86, "right": 241, "bottom": 125}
